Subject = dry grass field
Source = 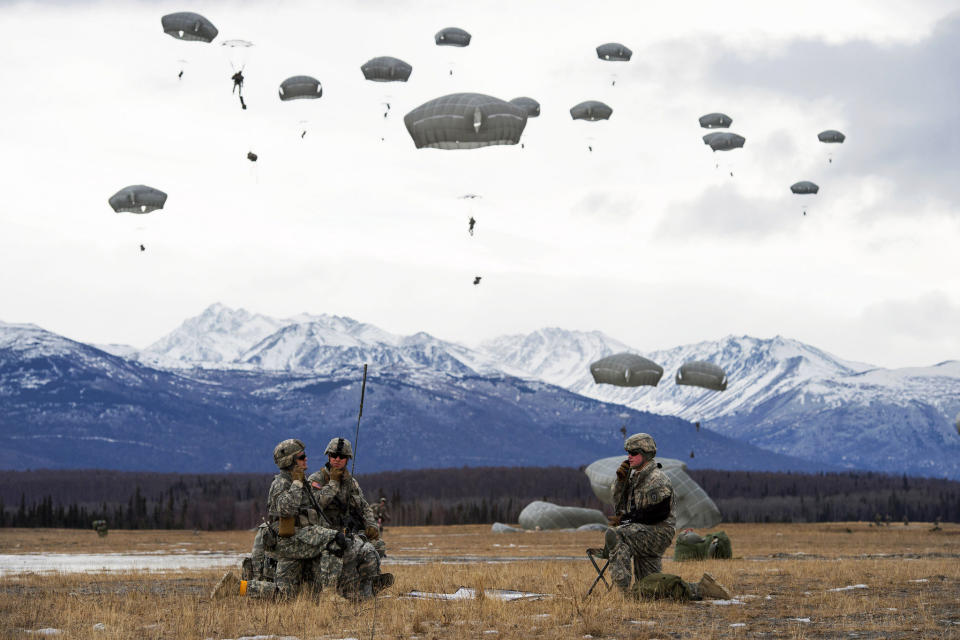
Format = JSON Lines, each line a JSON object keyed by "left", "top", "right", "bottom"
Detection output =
{"left": 1, "top": 522, "right": 958, "bottom": 639}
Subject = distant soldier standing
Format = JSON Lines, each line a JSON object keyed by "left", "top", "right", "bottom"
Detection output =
{"left": 92, "top": 520, "right": 108, "bottom": 538}
{"left": 373, "top": 497, "right": 391, "bottom": 533}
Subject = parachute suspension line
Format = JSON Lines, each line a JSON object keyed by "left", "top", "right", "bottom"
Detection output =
{"left": 350, "top": 364, "right": 368, "bottom": 475}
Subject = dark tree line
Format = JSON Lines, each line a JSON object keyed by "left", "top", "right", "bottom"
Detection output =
{"left": 0, "top": 467, "right": 956, "bottom": 530}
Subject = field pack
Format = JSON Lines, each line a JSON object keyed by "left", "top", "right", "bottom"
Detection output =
{"left": 673, "top": 530, "right": 732, "bottom": 561}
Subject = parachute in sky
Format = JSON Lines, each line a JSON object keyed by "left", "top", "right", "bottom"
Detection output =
{"left": 278, "top": 76, "right": 322, "bottom": 100}
{"left": 161, "top": 12, "right": 218, "bottom": 42}
{"left": 509, "top": 97, "right": 540, "bottom": 118}
{"left": 361, "top": 56, "right": 413, "bottom": 82}
{"left": 590, "top": 353, "right": 664, "bottom": 388}
{"left": 703, "top": 132, "right": 745, "bottom": 151}
{"left": 517, "top": 501, "right": 607, "bottom": 530}
{"left": 584, "top": 456, "right": 722, "bottom": 530}
{"left": 596, "top": 43, "right": 632, "bottom": 61}
{"left": 790, "top": 181, "right": 819, "bottom": 195}
{"left": 676, "top": 361, "right": 727, "bottom": 391}
{"left": 435, "top": 27, "right": 471, "bottom": 46}
{"left": 699, "top": 113, "right": 732, "bottom": 129}
{"left": 570, "top": 101, "right": 612, "bottom": 121}
{"left": 818, "top": 130, "right": 846, "bottom": 144}
{"left": 108, "top": 185, "right": 167, "bottom": 214}
{"left": 403, "top": 93, "right": 527, "bottom": 149}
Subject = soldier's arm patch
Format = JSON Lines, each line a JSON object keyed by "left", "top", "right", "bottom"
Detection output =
{"left": 311, "top": 481, "right": 323, "bottom": 490}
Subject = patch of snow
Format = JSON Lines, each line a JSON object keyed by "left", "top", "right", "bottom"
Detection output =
{"left": 23, "top": 630, "right": 62, "bottom": 636}
{"left": 93, "top": 623, "right": 106, "bottom": 631}
{"left": 827, "top": 584, "right": 867, "bottom": 592}
{"left": 403, "top": 587, "right": 550, "bottom": 601}
{"left": 706, "top": 598, "right": 745, "bottom": 605}
{"left": 0, "top": 552, "right": 241, "bottom": 576}
{"left": 909, "top": 578, "right": 929, "bottom": 583}
{"left": 790, "top": 618, "right": 812, "bottom": 623}
{"left": 730, "top": 623, "right": 747, "bottom": 628}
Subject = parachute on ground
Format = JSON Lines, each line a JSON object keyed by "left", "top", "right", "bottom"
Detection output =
{"left": 818, "top": 130, "right": 846, "bottom": 143}
{"left": 403, "top": 93, "right": 527, "bottom": 149}
{"left": 703, "top": 132, "right": 745, "bottom": 151}
{"left": 161, "top": 12, "right": 218, "bottom": 42}
{"left": 278, "top": 76, "right": 322, "bottom": 100}
{"left": 509, "top": 97, "right": 540, "bottom": 118}
{"left": 584, "top": 456, "right": 722, "bottom": 530}
{"left": 108, "top": 185, "right": 167, "bottom": 214}
{"left": 790, "top": 181, "right": 819, "bottom": 195}
{"left": 435, "top": 27, "right": 471, "bottom": 47}
{"left": 596, "top": 43, "right": 632, "bottom": 61}
{"left": 590, "top": 353, "right": 663, "bottom": 387}
{"left": 361, "top": 56, "right": 413, "bottom": 82}
{"left": 517, "top": 501, "right": 607, "bottom": 530}
{"left": 676, "top": 361, "right": 727, "bottom": 391}
{"left": 570, "top": 101, "right": 612, "bottom": 121}
{"left": 699, "top": 113, "right": 732, "bottom": 129}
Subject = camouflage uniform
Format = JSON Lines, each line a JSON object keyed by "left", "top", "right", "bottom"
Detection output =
{"left": 608, "top": 434, "right": 676, "bottom": 593}
{"left": 308, "top": 466, "right": 382, "bottom": 595}
{"left": 373, "top": 499, "right": 391, "bottom": 532}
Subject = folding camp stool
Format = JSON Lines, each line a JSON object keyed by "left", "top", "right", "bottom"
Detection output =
{"left": 585, "top": 548, "right": 612, "bottom": 596}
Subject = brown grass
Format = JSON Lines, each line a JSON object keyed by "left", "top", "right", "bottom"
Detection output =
{"left": 1, "top": 522, "right": 958, "bottom": 639}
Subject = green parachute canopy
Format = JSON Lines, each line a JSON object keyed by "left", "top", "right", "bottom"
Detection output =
{"left": 703, "top": 132, "right": 745, "bottom": 151}
{"left": 435, "top": 27, "right": 471, "bottom": 47}
{"left": 590, "top": 353, "right": 663, "bottom": 387}
{"left": 161, "top": 12, "right": 218, "bottom": 42}
{"left": 517, "top": 501, "right": 607, "bottom": 530}
{"left": 361, "top": 56, "right": 413, "bottom": 82}
{"left": 676, "top": 361, "right": 727, "bottom": 391}
{"left": 108, "top": 185, "right": 167, "bottom": 214}
{"left": 596, "top": 43, "right": 632, "bottom": 61}
{"left": 584, "top": 456, "right": 722, "bottom": 530}
{"left": 699, "top": 113, "right": 732, "bottom": 129}
{"left": 278, "top": 76, "right": 322, "bottom": 100}
{"left": 790, "top": 181, "right": 819, "bottom": 195}
{"left": 509, "top": 97, "right": 540, "bottom": 118}
{"left": 570, "top": 100, "right": 612, "bottom": 121}
{"left": 403, "top": 93, "right": 527, "bottom": 149}
{"left": 818, "top": 130, "right": 846, "bottom": 143}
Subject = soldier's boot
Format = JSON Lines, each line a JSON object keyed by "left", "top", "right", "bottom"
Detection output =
{"left": 372, "top": 572, "right": 394, "bottom": 595}
{"left": 358, "top": 579, "right": 375, "bottom": 600}
{"left": 696, "top": 573, "right": 731, "bottom": 600}
{"left": 211, "top": 571, "right": 243, "bottom": 599}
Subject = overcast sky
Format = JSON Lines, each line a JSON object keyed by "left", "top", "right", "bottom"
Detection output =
{"left": 1, "top": 0, "right": 958, "bottom": 368}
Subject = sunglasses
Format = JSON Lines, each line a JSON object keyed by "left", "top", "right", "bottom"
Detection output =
{"left": 626, "top": 450, "right": 644, "bottom": 457}
{"left": 329, "top": 453, "right": 350, "bottom": 460}
{"left": 294, "top": 454, "right": 306, "bottom": 461}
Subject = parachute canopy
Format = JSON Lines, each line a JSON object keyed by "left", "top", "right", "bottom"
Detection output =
{"left": 703, "top": 132, "right": 745, "bottom": 151}
{"left": 676, "top": 361, "right": 727, "bottom": 391}
{"left": 699, "top": 113, "right": 732, "bottom": 129}
{"left": 509, "top": 97, "right": 540, "bottom": 118}
{"left": 585, "top": 456, "right": 722, "bottom": 530}
{"left": 590, "top": 353, "right": 663, "bottom": 387}
{"left": 403, "top": 93, "right": 527, "bottom": 150}
{"left": 278, "top": 76, "right": 322, "bottom": 101}
{"left": 570, "top": 101, "right": 612, "bottom": 121}
{"left": 161, "top": 12, "right": 218, "bottom": 42}
{"left": 361, "top": 56, "right": 413, "bottom": 82}
{"left": 108, "top": 185, "right": 167, "bottom": 214}
{"left": 596, "top": 43, "right": 632, "bottom": 61}
{"left": 435, "top": 27, "right": 471, "bottom": 47}
{"left": 791, "top": 181, "right": 819, "bottom": 194}
{"left": 818, "top": 130, "right": 846, "bottom": 143}
{"left": 517, "top": 501, "right": 607, "bottom": 530}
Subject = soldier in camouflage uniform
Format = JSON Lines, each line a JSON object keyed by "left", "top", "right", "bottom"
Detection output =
{"left": 212, "top": 439, "right": 346, "bottom": 600}
{"left": 307, "top": 437, "right": 392, "bottom": 599}
{"left": 373, "top": 497, "right": 391, "bottom": 533}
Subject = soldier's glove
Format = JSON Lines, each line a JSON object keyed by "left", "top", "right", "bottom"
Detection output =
{"left": 607, "top": 515, "right": 621, "bottom": 527}
{"left": 328, "top": 467, "right": 344, "bottom": 482}
{"left": 328, "top": 531, "right": 349, "bottom": 557}
{"left": 616, "top": 460, "right": 631, "bottom": 481}
{"left": 291, "top": 467, "right": 305, "bottom": 483}
{"left": 365, "top": 525, "right": 380, "bottom": 541}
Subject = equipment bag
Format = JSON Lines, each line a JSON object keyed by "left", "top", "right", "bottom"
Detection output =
{"left": 632, "top": 572, "right": 696, "bottom": 601}
{"left": 673, "top": 530, "right": 732, "bottom": 561}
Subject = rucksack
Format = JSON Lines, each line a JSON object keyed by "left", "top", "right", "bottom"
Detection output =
{"left": 673, "top": 530, "right": 732, "bottom": 561}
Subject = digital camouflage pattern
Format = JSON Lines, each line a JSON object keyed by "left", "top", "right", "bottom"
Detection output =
{"left": 624, "top": 432, "right": 657, "bottom": 456}
{"left": 273, "top": 438, "right": 305, "bottom": 469}
{"left": 324, "top": 437, "right": 353, "bottom": 458}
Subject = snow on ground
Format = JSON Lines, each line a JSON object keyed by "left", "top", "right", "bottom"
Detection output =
{"left": 0, "top": 552, "right": 242, "bottom": 576}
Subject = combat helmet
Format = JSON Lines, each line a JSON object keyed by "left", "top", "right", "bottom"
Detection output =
{"left": 324, "top": 437, "right": 353, "bottom": 459}
{"left": 273, "top": 438, "right": 305, "bottom": 469}
{"left": 624, "top": 433, "right": 657, "bottom": 458}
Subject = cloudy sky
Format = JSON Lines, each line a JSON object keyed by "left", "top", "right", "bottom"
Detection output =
{"left": 1, "top": 0, "right": 958, "bottom": 368}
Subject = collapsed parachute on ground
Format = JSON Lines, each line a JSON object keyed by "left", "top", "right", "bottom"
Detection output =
{"left": 596, "top": 43, "right": 632, "bottom": 61}
{"left": 403, "top": 93, "right": 527, "bottom": 149}
{"left": 361, "top": 56, "right": 413, "bottom": 82}
{"left": 703, "top": 132, "right": 745, "bottom": 151}
{"left": 278, "top": 76, "right": 322, "bottom": 100}
{"left": 517, "top": 501, "right": 607, "bottom": 530}
{"left": 585, "top": 457, "right": 722, "bottom": 530}
{"left": 790, "top": 181, "right": 819, "bottom": 194}
{"left": 676, "top": 361, "right": 727, "bottom": 391}
{"left": 108, "top": 185, "right": 168, "bottom": 214}
{"left": 161, "top": 12, "right": 218, "bottom": 42}
{"left": 509, "top": 97, "right": 540, "bottom": 118}
{"left": 590, "top": 353, "right": 663, "bottom": 387}
{"left": 818, "top": 130, "right": 846, "bottom": 143}
{"left": 570, "top": 101, "right": 612, "bottom": 121}
{"left": 699, "top": 113, "right": 732, "bottom": 129}
{"left": 435, "top": 27, "right": 471, "bottom": 46}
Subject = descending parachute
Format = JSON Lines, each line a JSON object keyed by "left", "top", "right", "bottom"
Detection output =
{"left": 590, "top": 353, "right": 663, "bottom": 388}
{"left": 699, "top": 113, "right": 732, "bottom": 129}
{"left": 403, "top": 93, "right": 527, "bottom": 149}
{"left": 570, "top": 101, "right": 612, "bottom": 121}
{"left": 517, "top": 501, "right": 607, "bottom": 530}
{"left": 361, "top": 56, "right": 413, "bottom": 82}
{"left": 278, "top": 76, "right": 322, "bottom": 100}
{"left": 509, "top": 97, "right": 540, "bottom": 118}
{"left": 435, "top": 27, "right": 471, "bottom": 46}
{"left": 108, "top": 185, "right": 167, "bottom": 214}
{"left": 791, "top": 181, "right": 819, "bottom": 216}
{"left": 676, "top": 361, "right": 727, "bottom": 391}
{"left": 161, "top": 12, "right": 218, "bottom": 42}
{"left": 818, "top": 130, "right": 846, "bottom": 143}
{"left": 596, "top": 43, "right": 632, "bottom": 61}
{"left": 703, "top": 132, "right": 745, "bottom": 151}
{"left": 585, "top": 457, "right": 721, "bottom": 530}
